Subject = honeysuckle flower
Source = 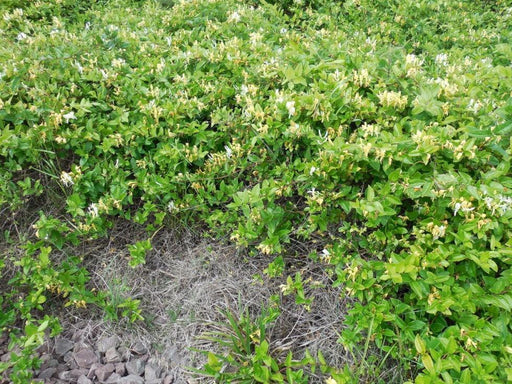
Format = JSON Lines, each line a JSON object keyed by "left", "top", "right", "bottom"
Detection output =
{"left": 377, "top": 90, "right": 407, "bottom": 110}
{"left": 74, "top": 61, "right": 83, "bottom": 74}
{"left": 435, "top": 53, "right": 448, "bottom": 65}
{"left": 227, "top": 11, "right": 241, "bottom": 23}
{"left": 467, "top": 98, "right": 482, "bottom": 113}
{"left": 88, "top": 203, "right": 99, "bottom": 218}
{"left": 60, "top": 172, "right": 74, "bottom": 186}
{"left": 224, "top": 145, "right": 232, "bottom": 158}
{"left": 432, "top": 224, "right": 446, "bottom": 239}
{"left": 63, "top": 111, "right": 77, "bottom": 123}
{"left": 112, "top": 58, "right": 125, "bottom": 68}
{"left": 286, "top": 101, "right": 296, "bottom": 117}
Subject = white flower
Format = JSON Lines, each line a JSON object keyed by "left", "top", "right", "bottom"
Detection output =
{"left": 453, "top": 202, "right": 461, "bottom": 216}
{"left": 280, "top": 28, "right": 288, "bottom": 34}
{"left": 63, "top": 111, "right": 77, "bottom": 123}
{"left": 275, "top": 89, "right": 284, "bottom": 103}
{"left": 60, "top": 172, "right": 74, "bottom": 186}
{"left": 16, "top": 32, "right": 27, "bottom": 41}
{"left": 321, "top": 249, "right": 330, "bottom": 257}
{"left": 112, "top": 58, "right": 125, "bottom": 68}
{"left": 167, "top": 201, "right": 176, "bottom": 213}
{"left": 225, "top": 145, "right": 232, "bottom": 158}
{"left": 309, "top": 166, "right": 316, "bottom": 175}
{"left": 467, "top": 99, "right": 482, "bottom": 113}
{"left": 435, "top": 53, "right": 448, "bottom": 65}
{"left": 228, "top": 11, "right": 241, "bottom": 23}
{"left": 286, "top": 101, "right": 296, "bottom": 117}
{"left": 432, "top": 225, "right": 446, "bottom": 239}
{"left": 75, "top": 61, "right": 83, "bottom": 74}
{"left": 85, "top": 21, "right": 91, "bottom": 30}
{"left": 88, "top": 203, "right": 99, "bottom": 218}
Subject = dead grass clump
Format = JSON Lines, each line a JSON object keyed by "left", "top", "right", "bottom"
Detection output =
{"left": 58, "top": 221, "right": 352, "bottom": 383}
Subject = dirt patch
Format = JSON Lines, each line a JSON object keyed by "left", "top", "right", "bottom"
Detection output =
{"left": 1, "top": 218, "right": 351, "bottom": 383}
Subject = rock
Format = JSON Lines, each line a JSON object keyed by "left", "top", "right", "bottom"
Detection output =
{"left": 56, "top": 364, "right": 69, "bottom": 373}
{"left": 74, "top": 341, "right": 93, "bottom": 353}
{"left": 40, "top": 356, "right": 59, "bottom": 370}
{"left": 146, "top": 380, "right": 162, "bottom": 384}
{"left": 58, "top": 371, "right": 71, "bottom": 381}
{"left": 73, "top": 349, "right": 99, "bottom": 369}
{"left": 131, "top": 341, "right": 147, "bottom": 355}
{"left": 54, "top": 338, "right": 74, "bottom": 356}
{"left": 126, "top": 359, "right": 145, "bottom": 376}
{"left": 95, "top": 363, "right": 115, "bottom": 382}
{"left": 118, "top": 346, "right": 131, "bottom": 362}
{"left": 105, "top": 373, "right": 122, "bottom": 383}
{"left": 144, "top": 363, "right": 161, "bottom": 381}
{"left": 36, "top": 341, "right": 53, "bottom": 354}
{"left": 162, "top": 376, "right": 173, "bottom": 384}
{"left": 64, "top": 351, "right": 79, "bottom": 369}
{"left": 1, "top": 353, "right": 10, "bottom": 362}
{"left": 87, "top": 362, "right": 102, "bottom": 379}
{"left": 78, "top": 375, "right": 93, "bottom": 384}
{"left": 119, "top": 374, "right": 145, "bottom": 384}
{"left": 69, "top": 368, "right": 90, "bottom": 379}
{"left": 104, "top": 347, "right": 122, "bottom": 363}
{"left": 115, "top": 362, "right": 126, "bottom": 376}
{"left": 97, "top": 336, "right": 121, "bottom": 353}
{"left": 37, "top": 367, "right": 57, "bottom": 379}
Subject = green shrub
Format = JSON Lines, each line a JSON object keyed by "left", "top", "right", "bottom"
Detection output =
{"left": 1, "top": 0, "right": 511, "bottom": 382}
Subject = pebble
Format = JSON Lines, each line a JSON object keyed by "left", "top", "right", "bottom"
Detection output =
{"left": 54, "top": 338, "right": 74, "bottom": 357}
{"left": 77, "top": 375, "right": 93, "bottom": 384}
{"left": 95, "top": 363, "right": 115, "bottom": 381}
{"left": 105, "top": 346, "right": 122, "bottom": 363}
{"left": 73, "top": 349, "right": 99, "bottom": 368}
{"left": 37, "top": 367, "right": 57, "bottom": 379}
{"left": 145, "top": 363, "right": 161, "bottom": 381}
{"left": 119, "top": 374, "right": 145, "bottom": 384}
{"left": 97, "top": 336, "right": 121, "bottom": 353}
{"left": 131, "top": 341, "right": 148, "bottom": 355}
{"left": 115, "top": 362, "right": 127, "bottom": 376}
{"left": 0, "top": 334, "right": 171, "bottom": 384}
{"left": 126, "top": 359, "right": 145, "bottom": 376}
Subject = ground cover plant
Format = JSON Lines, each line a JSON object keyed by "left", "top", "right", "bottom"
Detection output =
{"left": 1, "top": 0, "right": 512, "bottom": 382}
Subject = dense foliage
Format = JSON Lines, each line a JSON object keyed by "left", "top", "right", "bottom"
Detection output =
{"left": 1, "top": 0, "right": 512, "bottom": 382}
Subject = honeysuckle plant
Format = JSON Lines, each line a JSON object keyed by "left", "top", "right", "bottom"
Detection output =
{"left": 1, "top": 0, "right": 512, "bottom": 382}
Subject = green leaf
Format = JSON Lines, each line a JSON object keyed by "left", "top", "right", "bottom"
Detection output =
{"left": 415, "top": 335, "right": 426, "bottom": 354}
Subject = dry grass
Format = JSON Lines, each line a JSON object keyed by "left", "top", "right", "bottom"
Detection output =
{"left": 46, "top": 219, "right": 351, "bottom": 383}
{"left": 1, "top": 198, "right": 406, "bottom": 383}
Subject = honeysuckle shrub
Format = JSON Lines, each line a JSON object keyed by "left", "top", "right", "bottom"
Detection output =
{"left": 1, "top": 0, "right": 512, "bottom": 382}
